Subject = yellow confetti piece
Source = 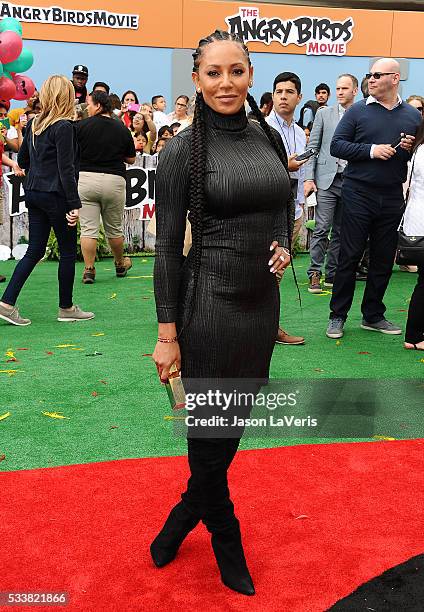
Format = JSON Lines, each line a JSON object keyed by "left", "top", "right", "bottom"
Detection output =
{"left": 335, "top": 340, "right": 341, "bottom": 346}
{"left": 55, "top": 344, "right": 76, "bottom": 348}
{"left": 5, "top": 350, "right": 15, "bottom": 359}
{"left": 314, "top": 290, "right": 332, "bottom": 296}
{"left": 70, "top": 348, "right": 83, "bottom": 351}
{"left": 163, "top": 415, "right": 186, "bottom": 421}
{"left": 127, "top": 275, "right": 153, "bottom": 279}
{"left": 420, "top": 359, "right": 424, "bottom": 364}
{"left": 110, "top": 293, "right": 117, "bottom": 299}
{"left": 0, "top": 369, "right": 22, "bottom": 376}
{"left": 91, "top": 333, "right": 105, "bottom": 337}
{"left": 372, "top": 435, "right": 396, "bottom": 441}
{"left": 42, "top": 411, "right": 70, "bottom": 420}
{"left": 0, "top": 412, "right": 11, "bottom": 421}
{"left": 142, "top": 259, "right": 148, "bottom": 262}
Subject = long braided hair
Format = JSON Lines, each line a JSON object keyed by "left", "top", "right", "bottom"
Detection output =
{"left": 179, "top": 29, "right": 295, "bottom": 338}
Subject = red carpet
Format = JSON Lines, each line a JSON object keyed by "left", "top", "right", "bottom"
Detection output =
{"left": 2, "top": 440, "right": 424, "bottom": 612}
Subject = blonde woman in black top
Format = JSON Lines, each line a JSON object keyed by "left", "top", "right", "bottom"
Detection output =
{"left": 0, "top": 75, "right": 94, "bottom": 326}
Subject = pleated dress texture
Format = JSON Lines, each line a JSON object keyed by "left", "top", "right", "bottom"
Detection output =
{"left": 154, "top": 104, "right": 291, "bottom": 380}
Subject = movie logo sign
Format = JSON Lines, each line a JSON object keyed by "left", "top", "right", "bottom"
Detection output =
{"left": 225, "top": 6, "right": 354, "bottom": 56}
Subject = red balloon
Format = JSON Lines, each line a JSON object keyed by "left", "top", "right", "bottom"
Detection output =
{"left": 12, "top": 74, "right": 35, "bottom": 101}
{"left": 0, "top": 31, "right": 23, "bottom": 64}
{"left": 0, "top": 76, "right": 16, "bottom": 100}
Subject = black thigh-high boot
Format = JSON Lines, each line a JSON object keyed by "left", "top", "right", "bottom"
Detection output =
{"left": 149, "top": 437, "right": 239, "bottom": 567}
{"left": 150, "top": 500, "right": 199, "bottom": 568}
{"left": 188, "top": 437, "right": 255, "bottom": 596}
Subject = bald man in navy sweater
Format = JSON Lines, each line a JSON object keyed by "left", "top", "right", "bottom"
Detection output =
{"left": 326, "top": 58, "right": 421, "bottom": 339}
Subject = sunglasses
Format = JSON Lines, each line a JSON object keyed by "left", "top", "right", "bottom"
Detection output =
{"left": 365, "top": 72, "right": 396, "bottom": 80}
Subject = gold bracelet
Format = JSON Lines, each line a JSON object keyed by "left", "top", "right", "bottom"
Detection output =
{"left": 158, "top": 336, "right": 178, "bottom": 343}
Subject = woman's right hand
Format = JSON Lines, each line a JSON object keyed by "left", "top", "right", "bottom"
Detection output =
{"left": 153, "top": 341, "right": 181, "bottom": 383}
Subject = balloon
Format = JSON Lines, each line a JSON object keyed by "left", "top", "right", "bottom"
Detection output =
{"left": 2, "top": 69, "right": 12, "bottom": 80}
{"left": 0, "top": 18, "right": 22, "bottom": 36}
{"left": 0, "top": 76, "right": 16, "bottom": 100}
{"left": 0, "top": 31, "right": 23, "bottom": 64}
{"left": 12, "top": 244, "right": 28, "bottom": 260}
{"left": 4, "top": 48, "right": 34, "bottom": 73}
{"left": 0, "top": 245, "right": 12, "bottom": 261}
{"left": 12, "top": 74, "right": 35, "bottom": 100}
{"left": 0, "top": 62, "right": 3, "bottom": 77}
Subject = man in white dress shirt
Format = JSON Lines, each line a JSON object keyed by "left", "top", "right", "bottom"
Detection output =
{"left": 267, "top": 71, "right": 308, "bottom": 346}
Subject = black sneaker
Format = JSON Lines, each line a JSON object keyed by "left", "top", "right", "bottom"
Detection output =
{"left": 323, "top": 277, "right": 334, "bottom": 288}
{"left": 356, "top": 267, "right": 368, "bottom": 281}
{"left": 361, "top": 318, "right": 401, "bottom": 335}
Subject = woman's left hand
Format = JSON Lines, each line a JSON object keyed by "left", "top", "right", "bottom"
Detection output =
{"left": 66, "top": 209, "right": 79, "bottom": 227}
{"left": 268, "top": 241, "right": 291, "bottom": 274}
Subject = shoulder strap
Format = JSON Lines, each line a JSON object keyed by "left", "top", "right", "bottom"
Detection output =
{"left": 405, "top": 148, "right": 418, "bottom": 203}
{"left": 399, "top": 148, "right": 418, "bottom": 231}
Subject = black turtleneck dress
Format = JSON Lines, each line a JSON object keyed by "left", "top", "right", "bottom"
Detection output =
{"left": 154, "top": 105, "right": 291, "bottom": 380}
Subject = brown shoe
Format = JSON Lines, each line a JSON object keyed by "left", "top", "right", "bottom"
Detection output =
{"left": 82, "top": 267, "right": 96, "bottom": 284}
{"left": 276, "top": 328, "right": 305, "bottom": 345}
{"left": 308, "top": 272, "right": 322, "bottom": 293}
{"left": 115, "top": 256, "right": 132, "bottom": 278}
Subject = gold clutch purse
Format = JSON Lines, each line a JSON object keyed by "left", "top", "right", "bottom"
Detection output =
{"left": 164, "top": 364, "right": 186, "bottom": 410}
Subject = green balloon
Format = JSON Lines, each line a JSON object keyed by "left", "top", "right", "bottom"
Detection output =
{"left": 0, "top": 63, "right": 3, "bottom": 78}
{"left": 0, "top": 18, "right": 22, "bottom": 36}
{"left": 4, "top": 48, "right": 33, "bottom": 73}
{"left": 3, "top": 70, "right": 12, "bottom": 79}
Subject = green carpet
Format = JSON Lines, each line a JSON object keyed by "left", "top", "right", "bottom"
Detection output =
{"left": 0, "top": 255, "right": 422, "bottom": 472}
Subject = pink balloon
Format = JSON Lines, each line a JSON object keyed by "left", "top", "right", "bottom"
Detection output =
{"left": 0, "top": 31, "right": 23, "bottom": 64}
{"left": 0, "top": 76, "right": 16, "bottom": 100}
{"left": 12, "top": 74, "right": 35, "bottom": 101}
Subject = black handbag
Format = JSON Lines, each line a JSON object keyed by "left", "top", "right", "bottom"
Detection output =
{"left": 395, "top": 150, "right": 424, "bottom": 266}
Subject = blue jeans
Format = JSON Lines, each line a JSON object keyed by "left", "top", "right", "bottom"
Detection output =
{"left": 1, "top": 190, "right": 77, "bottom": 309}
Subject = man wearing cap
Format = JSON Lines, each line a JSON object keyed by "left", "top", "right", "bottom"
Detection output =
{"left": 71, "top": 65, "right": 89, "bottom": 103}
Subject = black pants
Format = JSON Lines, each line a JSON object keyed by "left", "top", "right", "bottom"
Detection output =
{"left": 181, "top": 438, "right": 240, "bottom": 532}
{"left": 405, "top": 266, "right": 424, "bottom": 344}
{"left": 330, "top": 181, "right": 404, "bottom": 322}
{"left": 1, "top": 190, "right": 77, "bottom": 309}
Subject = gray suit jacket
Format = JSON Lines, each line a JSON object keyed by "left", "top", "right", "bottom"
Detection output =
{"left": 305, "top": 105, "right": 341, "bottom": 191}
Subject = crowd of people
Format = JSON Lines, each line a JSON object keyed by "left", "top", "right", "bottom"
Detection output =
{"left": 0, "top": 59, "right": 423, "bottom": 351}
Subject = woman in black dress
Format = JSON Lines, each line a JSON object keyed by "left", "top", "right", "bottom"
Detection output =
{"left": 152, "top": 30, "right": 293, "bottom": 595}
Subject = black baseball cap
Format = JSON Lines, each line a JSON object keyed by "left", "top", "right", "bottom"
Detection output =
{"left": 73, "top": 65, "right": 88, "bottom": 77}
